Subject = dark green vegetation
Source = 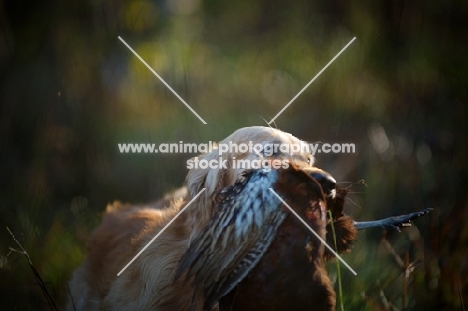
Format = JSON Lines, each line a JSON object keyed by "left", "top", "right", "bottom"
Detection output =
{"left": 1, "top": 0, "right": 467, "bottom": 309}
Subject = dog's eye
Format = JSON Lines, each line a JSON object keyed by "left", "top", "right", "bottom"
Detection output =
{"left": 262, "top": 144, "right": 276, "bottom": 156}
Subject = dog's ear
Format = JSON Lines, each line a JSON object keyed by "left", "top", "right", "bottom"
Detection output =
{"left": 186, "top": 150, "right": 230, "bottom": 200}
{"left": 185, "top": 149, "right": 232, "bottom": 232}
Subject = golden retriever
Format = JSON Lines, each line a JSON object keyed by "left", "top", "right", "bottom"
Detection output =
{"left": 67, "top": 126, "right": 335, "bottom": 310}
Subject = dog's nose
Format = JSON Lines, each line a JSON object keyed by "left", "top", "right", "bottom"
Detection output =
{"left": 310, "top": 171, "right": 336, "bottom": 196}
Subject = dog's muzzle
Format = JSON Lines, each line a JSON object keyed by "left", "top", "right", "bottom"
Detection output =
{"left": 309, "top": 170, "right": 337, "bottom": 198}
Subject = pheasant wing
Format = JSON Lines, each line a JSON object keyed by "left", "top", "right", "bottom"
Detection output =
{"left": 203, "top": 209, "right": 286, "bottom": 309}
{"left": 175, "top": 170, "right": 285, "bottom": 307}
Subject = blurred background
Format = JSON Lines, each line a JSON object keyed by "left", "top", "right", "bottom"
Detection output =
{"left": 0, "top": 0, "right": 467, "bottom": 309}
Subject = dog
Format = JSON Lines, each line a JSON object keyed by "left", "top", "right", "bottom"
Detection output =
{"left": 67, "top": 126, "right": 337, "bottom": 310}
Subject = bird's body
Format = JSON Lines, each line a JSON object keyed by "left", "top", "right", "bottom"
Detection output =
{"left": 218, "top": 202, "right": 335, "bottom": 311}
{"left": 176, "top": 164, "right": 430, "bottom": 310}
{"left": 176, "top": 164, "right": 337, "bottom": 310}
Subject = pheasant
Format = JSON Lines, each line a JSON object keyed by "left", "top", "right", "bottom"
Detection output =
{"left": 176, "top": 164, "right": 343, "bottom": 310}
{"left": 176, "top": 164, "right": 431, "bottom": 310}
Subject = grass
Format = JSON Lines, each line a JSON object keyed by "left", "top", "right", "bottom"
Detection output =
{"left": 328, "top": 210, "right": 345, "bottom": 311}
{"left": 6, "top": 227, "right": 59, "bottom": 311}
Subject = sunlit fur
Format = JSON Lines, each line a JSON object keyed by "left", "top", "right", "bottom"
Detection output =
{"left": 67, "top": 126, "right": 332, "bottom": 311}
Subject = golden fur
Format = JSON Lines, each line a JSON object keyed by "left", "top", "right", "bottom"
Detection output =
{"left": 67, "top": 126, "right": 330, "bottom": 310}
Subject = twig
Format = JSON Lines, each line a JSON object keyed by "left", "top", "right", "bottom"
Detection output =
{"left": 66, "top": 283, "right": 77, "bottom": 311}
{"left": 402, "top": 252, "right": 409, "bottom": 311}
{"left": 381, "top": 236, "right": 404, "bottom": 268}
{"left": 379, "top": 289, "right": 391, "bottom": 310}
{"left": 1, "top": 248, "right": 13, "bottom": 268}
{"left": 6, "top": 227, "right": 58, "bottom": 311}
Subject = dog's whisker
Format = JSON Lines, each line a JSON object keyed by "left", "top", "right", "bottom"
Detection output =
{"left": 344, "top": 196, "right": 363, "bottom": 210}
{"left": 336, "top": 179, "right": 367, "bottom": 190}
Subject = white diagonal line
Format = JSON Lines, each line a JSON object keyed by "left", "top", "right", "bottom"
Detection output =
{"left": 118, "top": 36, "right": 207, "bottom": 124}
{"left": 117, "top": 188, "right": 206, "bottom": 276}
{"left": 268, "top": 37, "right": 356, "bottom": 124}
{"left": 269, "top": 188, "right": 357, "bottom": 276}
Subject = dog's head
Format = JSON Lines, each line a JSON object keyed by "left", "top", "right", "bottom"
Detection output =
{"left": 185, "top": 126, "right": 336, "bottom": 234}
